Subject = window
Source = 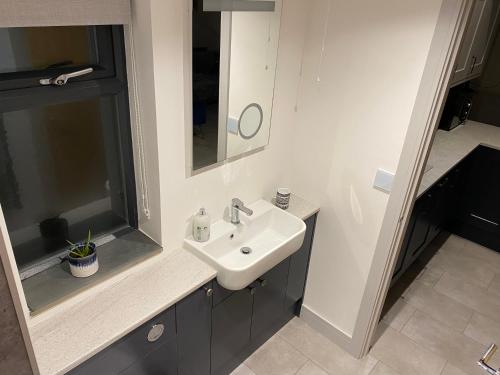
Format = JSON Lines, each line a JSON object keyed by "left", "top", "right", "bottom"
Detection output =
{"left": 0, "top": 26, "right": 137, "bottom": 273}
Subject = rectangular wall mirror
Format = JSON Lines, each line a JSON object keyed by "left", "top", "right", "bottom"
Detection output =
{"left": 190, "top": 0, "right": 282, "bottom": 172}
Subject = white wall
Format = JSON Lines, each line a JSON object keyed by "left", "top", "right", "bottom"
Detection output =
{"left": 146, "top": 0, "right": 309, "bottom": 249}
{"left": 291, "top": 0, "right": 443, "bottom": 336}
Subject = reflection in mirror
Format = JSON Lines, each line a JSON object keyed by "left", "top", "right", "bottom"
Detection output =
{"left": 239, "top": 103, "right": 263, "bottom": 140}
{"left": 191, "top": 0, "right": 282, "bottom": 172}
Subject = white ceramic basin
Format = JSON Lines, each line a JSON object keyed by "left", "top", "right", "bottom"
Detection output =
{"left": 184, "top": 200, "right": 306, "bottom": 290}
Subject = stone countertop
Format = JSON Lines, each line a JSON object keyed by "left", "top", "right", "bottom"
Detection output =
{"left": 29, "top": 248, "right": 217, "bottom": 375}
{"left": 28, "top": 194, "right": 319, "bottom": 375}
{"left": 418, "top": 120, "right": 500, "bottom": 197}
{"left": 271, "top": 194, "right": 320, "bottom": 220}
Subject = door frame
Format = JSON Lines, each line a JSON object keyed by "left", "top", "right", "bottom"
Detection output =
{"left": 351, "top": 0, "right": 475, "bottom": 358}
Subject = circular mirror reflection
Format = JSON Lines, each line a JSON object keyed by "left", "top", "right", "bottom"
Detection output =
{"left": 238, "top": 103, "right": 263, "bottom": 140}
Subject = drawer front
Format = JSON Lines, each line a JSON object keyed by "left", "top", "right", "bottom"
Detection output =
{"left": 69, "top": 307, "right": 176, "bottom": 375}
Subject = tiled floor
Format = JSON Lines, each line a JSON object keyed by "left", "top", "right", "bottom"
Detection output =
{"left": 232, "top": 234, "right": 500, "bottom": 375}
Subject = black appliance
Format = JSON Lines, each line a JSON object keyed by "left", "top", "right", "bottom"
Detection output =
{"left": 439, "top": 83, "right": 474, "bottom": 131}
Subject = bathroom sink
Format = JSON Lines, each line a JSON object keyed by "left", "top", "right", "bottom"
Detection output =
{"left": 184, "top": 200, "right": 306, "bottom": 290}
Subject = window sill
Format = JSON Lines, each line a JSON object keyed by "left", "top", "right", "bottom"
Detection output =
{"left": 22, "top": 230, "right": 162, "bottom": 315}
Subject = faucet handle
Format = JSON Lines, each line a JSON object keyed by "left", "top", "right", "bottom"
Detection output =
{"left": 232, "top": 198, "right": 244, "bottom": 207}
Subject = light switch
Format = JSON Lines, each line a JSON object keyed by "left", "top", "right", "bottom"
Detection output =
{"left": 373, "top": 169, "right": 395, "bottom": 194}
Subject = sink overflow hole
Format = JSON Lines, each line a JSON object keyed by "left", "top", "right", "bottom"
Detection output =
{"left": 241, "top": 247, "right": 252, "bottom": 255}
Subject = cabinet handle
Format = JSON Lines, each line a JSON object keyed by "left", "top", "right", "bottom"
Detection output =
{"left": 247, "top": 286, "right": 256, "bottom": 295}
{"left": 203, "top": 287, "right": 214, "bottom": 297}
{"left": 147, "top": 324, "right": 165, "bottom": 343}
{"left": 258, "top": 278, "right": 268, "bottom": 287}
{"left": 470, "top": 213, "right": 499, "bottom": 226}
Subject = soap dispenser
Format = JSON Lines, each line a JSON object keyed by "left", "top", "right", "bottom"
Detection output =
{"left": 193, "top": 208, "right": 210, "bottom": 242}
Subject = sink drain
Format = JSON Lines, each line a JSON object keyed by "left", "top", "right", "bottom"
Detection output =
{"left": 241, "top": 247, "right": 252, "bottom": 255}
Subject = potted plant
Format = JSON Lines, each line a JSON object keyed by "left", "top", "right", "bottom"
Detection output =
{"left": 67, "top": 231, "right": 99, "bottom": 278}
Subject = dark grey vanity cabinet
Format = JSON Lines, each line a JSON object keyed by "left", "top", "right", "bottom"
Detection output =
{"left": 70, "top": 213, "right": 319, "bottom": 375}
{"left": 69, "top": 307, "right": 177, "bottom": 375}
{"left": 211, "top": 288, "right": 254, "bottom": 375}
{"left": 177, "top": 282, "right": 213, "bottom": 375}
{"left": 285, "top": 215, "right": 317, "bottom": 315}
{"left": 251, "top": 258, "right": 290, "bottom": 342}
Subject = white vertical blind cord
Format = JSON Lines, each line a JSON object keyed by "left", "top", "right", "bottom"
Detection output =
{"left": 127, "top": 23, "right": 151, "bottom": 220}
{"left": 317, "top": 0, "right": 332, "bottom": 83}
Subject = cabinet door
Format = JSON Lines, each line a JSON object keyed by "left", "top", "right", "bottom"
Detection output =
{"left": 451, "top": 0, "right": 485, "bottom": 85}
{"left": 69, "top": 307, "right": 177, "bottom": 375}
{"left": 177, "top": 282, "right": 213, "bottom": 375}
{"left": 211, "top": 287, "right": 253, "bottom": 375}
{"left": 403, "top": 193, "right": 432, "bottom": 267}
{"left": 392, "top": 207, "right": 417, "bottom": 284}
{"left": 251, "top": 259, "right": 290, "bottom": 344}
{"left": 427, "top": 178, "right": 449, "bottom": 243}
{"left": 454, "top": 146, "right": 500, "bottom": 251}
{"left": 470, "top": 0, "right": 500, "bottom": 76}
{"left": 119, "top": 341, "right": 178, "bottom": 375}
{"left": 285, "top": 215, "right": 317, "bottom": 315}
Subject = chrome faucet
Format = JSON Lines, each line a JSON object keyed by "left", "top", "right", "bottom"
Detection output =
{"left": 231, "top": 198, "right": 253, "bottom": 224}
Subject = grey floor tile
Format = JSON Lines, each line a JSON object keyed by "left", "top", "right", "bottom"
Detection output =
{"left": 401, "top": 311, "right": 487, "bottom": 375}
{"left": 278, "top": 318, "right": 377, "bottom": 375}
{"left": 428, "top": 250, "right": 495, "bottom": 288}
{"left": 440, "top": 235, "right": 467, "bottom": 253}
{"left": 382, "top": 299, "right": 416, "bottom": 331}
{"left": 369, "top": 361, "right": 401, "bottom": 375}
{"left": 435, "top": 273, "right": 500, "bottom": 324}
{"left": 231, "top": 363, "right": 257, "bottom": 375}
{"left": 295, "top": 361, "right": 329, "bottom": 375}
{"left": 244, "top": 335, "right": 308, "bottom": 375}
{"left": 440, "top": 363, "right": 469, "bottom": 375}
{"left": 416, "top": 266, "right": 444, "bottom": 287}
{"left": 461, "top": 241, "right": 500, "bottom": 272}
{"left": 370, "top": 323, "right": 446, "bottom": 375}
{"left": 487, "top": 274, "right": 500, "bottom": 298}
{"left": 464, "top": 312, "right": 500, "bottom": 347}
{"left": 403, "top": 281, "right": 473, "bottom": 331}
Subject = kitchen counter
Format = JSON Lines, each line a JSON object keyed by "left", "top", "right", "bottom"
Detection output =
{"left": 29, "top": 195, "right": 319, "bottom": 375}
{"left": 418, "top": 120, "right": 500, "bottom": 197}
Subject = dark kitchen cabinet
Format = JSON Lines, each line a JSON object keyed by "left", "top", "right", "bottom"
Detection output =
{"left": 211, "top": 288, "right": 253, "bottom": 375}
{"left": 454, "top": 146, "right": 500, "bottom": 251}
{"left": 392, "top": 144, "right": 500, "bottom": 284}
{"left": 285, "top": 215, "right": 317, "bottom": 315}
{"left": 69, "top": 307, "right": 177, "bottom": 375}
{"left": 403, "top": 193, "right": 432, "bottom": 267}
{"left": 251, "top": 259, "right": 290, "bottom": 344}
{"left": 177, "top": 282, "right": 213, "bottom": 375}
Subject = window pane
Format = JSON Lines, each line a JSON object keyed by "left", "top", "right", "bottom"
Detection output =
{"left": 0, "top": 96, "right": 129, "bottom": 269}
{"left": 0, "top": 26, "right": 97, "bottom": 74}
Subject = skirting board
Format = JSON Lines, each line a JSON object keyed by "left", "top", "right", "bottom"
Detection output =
{"left": 300, "top": 304, "right": 356, "bottom": 357}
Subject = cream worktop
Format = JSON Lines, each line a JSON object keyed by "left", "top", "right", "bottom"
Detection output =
{"left": 418, "top": 120, "right": 500, "bottom": 197}
{"left": 29, "top": 194, "right": 319, "bottom": 375}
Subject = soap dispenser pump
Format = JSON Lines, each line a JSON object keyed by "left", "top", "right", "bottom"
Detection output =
{"left": 193, "top": 208, "right": 210, "bottom": 242}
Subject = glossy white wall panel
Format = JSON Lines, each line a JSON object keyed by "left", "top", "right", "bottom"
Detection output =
{"left": 291, "top": 0, "right": 444, "bottom": 335}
